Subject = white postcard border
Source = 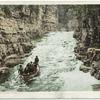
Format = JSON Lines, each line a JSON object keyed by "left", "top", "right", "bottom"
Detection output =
{"left": 0, "top": 0, "right": 100, "bottom": 99}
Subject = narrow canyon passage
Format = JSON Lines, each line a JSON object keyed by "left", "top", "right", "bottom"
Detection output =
{"left": 0, "top": 31, "right": 100, "bottom": 91}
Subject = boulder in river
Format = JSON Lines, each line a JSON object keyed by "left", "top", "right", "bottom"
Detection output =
{"left": 94, "top": 73, "right": 100, "bottom": 80}
{"left": 90, "top": 68, "right": 96, "bottom": 76}
{"left": 90, "top": 61, "right": 100, "bottom": 80}
{"left": 75, "top": 53, "right": 85, "bottom": 60}
{"left": 0, "top": 67, "right": 10, "bottom": 83}
{"left": 79, "top": 64, "right": 91, "bottom": 73}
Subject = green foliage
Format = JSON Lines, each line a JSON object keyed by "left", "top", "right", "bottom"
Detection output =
{"left": 14, "top": 5, "right": 23, "bottom": 11}
{"left": 1, "top": 6, "right": 12, "bottom": 17}
{"left": 72, "top": 5, "right": 98, "bottom": 17}
{"left": 28, "top": 5, "right": 39, "bottom": 16}
{"left": 61, "top": 5, "right": 97, "bottom": 17}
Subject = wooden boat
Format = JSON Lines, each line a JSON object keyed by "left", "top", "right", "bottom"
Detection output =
{"left": 21, "top": 65, "right": 40, "bottom": 82}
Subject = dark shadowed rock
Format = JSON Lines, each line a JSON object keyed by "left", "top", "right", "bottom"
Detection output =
{"left": 73, "top": 6, "right": 100, "bottom": 80}
{"left": 0, "top": 67, "right": 10, "bottom": 83}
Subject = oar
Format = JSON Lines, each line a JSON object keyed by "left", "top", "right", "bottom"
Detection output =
{"left": 15, "top": 72, "right": 21, "bottom": 80}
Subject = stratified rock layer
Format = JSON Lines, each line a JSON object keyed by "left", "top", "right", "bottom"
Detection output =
{"left": 73, "top": 6, "right": 100, "bottom": 79}
{"left": 0, "top": 5, "right": 58, "bottom": 67}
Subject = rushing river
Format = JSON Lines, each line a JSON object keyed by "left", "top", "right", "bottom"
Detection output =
{"left": 0, "top": 31, "right": 100, "bottom": 91}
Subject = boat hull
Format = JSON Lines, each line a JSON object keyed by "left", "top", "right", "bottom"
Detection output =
{"left": 22, "top": 65, "right": 40, "bottom": 82}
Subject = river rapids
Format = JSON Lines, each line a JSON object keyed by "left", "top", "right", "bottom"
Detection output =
{"left": 0, "top": 31, "right": 100, "bottom": 91}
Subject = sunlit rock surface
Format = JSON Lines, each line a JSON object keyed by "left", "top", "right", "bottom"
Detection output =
{"left": 0, "top": 5, "right": 58, "bottom": 67}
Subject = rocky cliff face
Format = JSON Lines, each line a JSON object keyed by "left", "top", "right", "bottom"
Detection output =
{"left": 58, "top": 6, "right": 78, "bottom": 31}
{"left": 74, "top": 6, "right": 100, "bottom": 80}
{"left": 0, "top": 5, "right": 58, "bottom": 67}
{"left": 75, "top": 6, "right": 100, "bottom": 47}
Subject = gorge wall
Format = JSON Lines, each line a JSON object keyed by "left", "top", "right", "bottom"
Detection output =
{"left": 2, "top": 5, "right": 99, "bottom": 80}
{"left": 0, "top": 5, "right": 58, "bottom": 67}
{"left": 58, "top": 5, "right": 78, "bottom": 31}
{"left": 73, "top": 6, "right": 100, "bottom": 80}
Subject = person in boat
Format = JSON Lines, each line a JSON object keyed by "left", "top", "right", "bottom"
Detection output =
{"left": 24, "top": 55, "right": 39, "bottom": 75}
{"left": 24, "top": 62, "right": 34, "bottom": 74}
{"left": 24, "top": 62, "right": 31, "bottom": 74}
{"left": 33, "top": 64, "right": 37, "bottom": 74}
{"left": 30, "top": 61, "right": 39, "bottom": 74}
{"left": 18, "top": 65, "right": 23, "bottom": 75}
{"left": 34, "top": 56, "right": 39, "bottom": 65}
{"left": 29, "top": 62, "right": 34, "bottom": 73}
